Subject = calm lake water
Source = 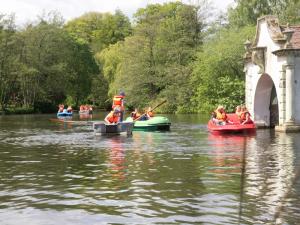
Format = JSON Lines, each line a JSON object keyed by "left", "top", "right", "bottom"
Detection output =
{"left": 1, "top": 113, "right": 300, "bottom": 225}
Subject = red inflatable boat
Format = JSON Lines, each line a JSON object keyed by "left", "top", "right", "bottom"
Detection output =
{"left": 208, "top": 113, "right": 256, "bottom": 134}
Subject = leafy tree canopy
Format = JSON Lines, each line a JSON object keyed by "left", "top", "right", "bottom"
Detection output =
{"left": 191, "top": 25, "right": 255, "bottom": 113}
{"left": 65, "top": 10, "right": 132, "bottom": 52}
{"left": 228, "top": 0, "right": 300, "bottom": 27}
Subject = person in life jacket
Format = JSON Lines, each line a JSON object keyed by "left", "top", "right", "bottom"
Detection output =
{"left": 146, "top": 107, "right": 154, "bottom": 119}
{"left": 240, "top": 106, "right": 253, "bottom": 125}
{"left": 79, "top": 105, "right": 84, "bottom": 112}
{"left": 213, "top": 105, "right": 231, "bottom": 125}
{"left": 235, "top": 105, "right": 242, "bottom": 118}
{"left": 58, "top": 104, "right": 64, "bottom": 112}
{"left": 112, "top": 91, "right": 125, "bottom": 122}
{"left": 105, "top": 106, "right": 121, "bottom": 124}
{"left": 131, "top": 108, "right": 141, "bottom": 120}
{"left": 67, "top": 106, "right": 73, "bottom": 113}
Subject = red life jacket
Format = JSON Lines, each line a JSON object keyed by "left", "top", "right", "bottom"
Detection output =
{"left": 240, "top": 111, "right": 250, "bottom": 121}
{"left": 112, "top": 95, "right": 124, "bottom": 108}
{"left": 107, "top": 112, "right": 119, "bottom": 123}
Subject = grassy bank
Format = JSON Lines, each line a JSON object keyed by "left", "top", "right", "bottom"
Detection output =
{"left": 1, "top": 107, "right": 35, "bottom": 115}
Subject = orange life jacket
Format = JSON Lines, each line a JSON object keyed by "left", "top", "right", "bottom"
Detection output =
{"left": 112, "top": 95, "right": 124, "bottom": 108}
{"left": 107, "top": 112, "right": 119, "bottom": 124}
{"left": 147, "top": 111, "right": 154, "bottom": 117}
{"left": 215, "top": 110, "right": 227, "bottom": 121}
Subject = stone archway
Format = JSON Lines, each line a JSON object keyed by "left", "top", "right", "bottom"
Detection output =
{"left": 253, "top": 74, "right": 278, "bottom": 127}
{"left": 270, "top": 85, "right": 279, "bottom": 127}
{"left": 244, "top": 16, "right": 300, "bottom": 132}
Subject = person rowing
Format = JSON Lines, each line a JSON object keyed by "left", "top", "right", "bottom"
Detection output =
{"left": 146, "top": 107, "right": 155, "bottom": 119}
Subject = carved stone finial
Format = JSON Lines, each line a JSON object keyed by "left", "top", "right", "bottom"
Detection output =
{"left": 251, "top": 47, "right": 265, "bottom": 74}
{"left": 266, "top": 17, "right": 285, "bottom": 40}
{"left": 244, "top": 39, "right": 252, "bottom": 59}
{"left": 283, "top": 27, "right": 294, "bottom": 49}
{"left": 244, "top": 39, "right": 252, "bottom": 51}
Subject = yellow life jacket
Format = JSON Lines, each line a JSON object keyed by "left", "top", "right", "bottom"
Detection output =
{"left": 215, "top": 110, "right": 227, "bottom": 121}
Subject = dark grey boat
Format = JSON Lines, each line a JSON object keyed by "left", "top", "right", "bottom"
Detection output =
{"left": 93, "top": 121, "right": 134, "bottom": 135}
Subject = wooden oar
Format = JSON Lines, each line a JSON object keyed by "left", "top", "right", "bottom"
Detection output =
{"left": 134, "top": 100, "right": 167, "bottom": 121}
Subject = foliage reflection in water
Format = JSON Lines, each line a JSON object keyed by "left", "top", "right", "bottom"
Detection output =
{"left": 0, "top": 114, "right": 300, "bottom": 224}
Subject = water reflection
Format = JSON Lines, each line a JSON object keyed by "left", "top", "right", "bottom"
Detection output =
{"left": 106, "top": 137, "right": 127, "bottom": 181}
{"left": 1, "top": 115, "right": 300, "bottom": 224}
{"left": 244, "top": 131, "right": 296, "bottom": 224}
{"left": 207, "top": 134, "right": 250, "bottom": 176}
{"left": 206, "top": 131, "right": 300, "bottom": 224}
{"left": 79, "top": 113, "right": 93, "bottom": 120}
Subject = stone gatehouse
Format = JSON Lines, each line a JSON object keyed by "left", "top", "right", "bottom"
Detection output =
{"left": 244, "top": 15, "right": 300, "bottom": 132}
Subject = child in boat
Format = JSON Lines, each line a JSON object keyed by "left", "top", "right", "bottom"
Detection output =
{"left": 58, "top": 104, "right": 64, "bottom": 112}
{"left": 213, "top": 105, "right": 233, "bottom": 125}
{"left": 79, "top": 105, "right": 84, "bottom": 111}
{"left": 105, "top": 106, "right": 121, "bottom": 124}
{"left": 240, "top": 106, "right": 253, "bottom": 125}
{"left": 146, "top": 107, "right": 154, "bottom": 119}
{"left": 131, "top": 108, "right": 141, "bottom": 120}
{"left": 235, "top": 105, "right": 242, "bottom": 118}
{"left": 67, "top": 106, "right": 73, "bottom": 113}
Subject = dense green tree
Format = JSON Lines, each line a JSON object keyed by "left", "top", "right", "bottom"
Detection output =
{"left": 0, "top": 14, "right": 20, "bottom": 112}
{"left": 89, "top": 75, "right": 109, "bottom": 109}
{"left": 152, "top": 3, "right": 204, "bottom": 112}
{"left": 3, "top": 0, "right": 300, "bottom": 114}
{"left": 100, "top": 2, "right": 206, "bottom": 112}
{"left": 228, "top": 0, "right": 300, "bottom": 27}
{"left": 96, "top": 41, "right": 123, "bottom": 98}
{"left": 13, "top": 13, "right": 100, "bottom": 112}
{"left": 191, "top": 26, "right": 255, "bottom": 113}
{"left": 17, "top": 20, "right": 72, "bottom": 110}
{"left": 279, "top": 0, "right": 300, "bottom": 24}
{"left": 65, "top": 10, "right": 132, "bottom": 53}
{"left": 64, "top": 10, "right": 132, "bottom": 109}
{"left": 64, "top": 41, "right": 99, "bottom": 107}
{"left": 114, "top": 35, "right": 156, "bottom": 109}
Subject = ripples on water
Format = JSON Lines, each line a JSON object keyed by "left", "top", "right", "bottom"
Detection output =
{"left": 0, "top": 114, "right": 300, "bottom": 224}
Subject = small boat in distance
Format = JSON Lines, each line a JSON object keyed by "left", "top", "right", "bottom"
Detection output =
{"left": 57, "top": 109, "right": 73, "bottom": 117}
{"left": 208, "top": 113, "right": 256, "bottom": 134}
{"left": 79, "top": 105, "right": 93, "bottom": 115}
{"left": 57, "top": 104, "right": 73, "bottom": 117}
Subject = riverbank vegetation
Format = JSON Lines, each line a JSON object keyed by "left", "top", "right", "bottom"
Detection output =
{"left": 0, "top": 0, "right": 299, "bottom": 114}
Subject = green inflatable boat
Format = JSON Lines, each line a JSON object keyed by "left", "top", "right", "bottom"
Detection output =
{"left": 125, "top": 116, "right": 171, "bottom": 131}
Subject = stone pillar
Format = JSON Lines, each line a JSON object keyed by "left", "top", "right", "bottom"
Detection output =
{"left": 285, "top": 64, "right": 295, "bottom": 124}
{"left": 278, "top": 69, "right": 286, "bottom": 125}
